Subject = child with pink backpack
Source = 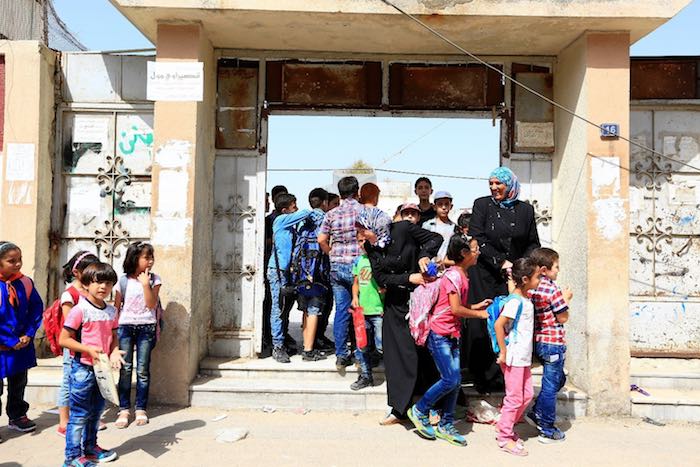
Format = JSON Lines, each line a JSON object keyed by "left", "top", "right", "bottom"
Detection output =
{"left": 407, "top": 235, "right": 490, "bottom": 446}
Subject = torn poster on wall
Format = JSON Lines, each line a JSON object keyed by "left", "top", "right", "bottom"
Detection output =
{"left": 147, "top": 61, "right": 204, "bottom": 102}
{"left": 5, "top": 143, "right": 35, "bottom": 181}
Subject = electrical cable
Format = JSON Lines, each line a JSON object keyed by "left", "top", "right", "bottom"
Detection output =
{"left": 377, "top": 0, "right": 700, "bottom": 174}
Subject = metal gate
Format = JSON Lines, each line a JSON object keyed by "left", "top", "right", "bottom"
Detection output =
{"left": 629, "top": 107, "right": 700, "bottom": 356}
{"left": 52, "top": 109, "right": 154, "bottom": 292}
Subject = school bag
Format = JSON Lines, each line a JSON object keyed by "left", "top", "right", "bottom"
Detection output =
{"left": 406, "top": 269, "right": 461, "bottom": 346}
{"left": 289, "top": 216, "right": 329, "bottom": 298}
{"left": 486, "top": 294, "right": 524, "bottom": 354}
{"left": 42, "top": 283, "right": 78, "bottom": 357}
{"left": 118, "top": 274, "right": 165, "bottom": 341}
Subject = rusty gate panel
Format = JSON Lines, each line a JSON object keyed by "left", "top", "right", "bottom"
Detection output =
{"left": 389, "top": 64, "right": 495, "bottom": 109}
{"left": 631, "top": 59, "right": 698, "bottom": 100}
{"left": 512, "top": 70, "right": 554, "bottom": 153}
{"left": 216, "top": 61, "right": 258, "bottom": 150}
{"left": 265, "top": 61, "right": 382, "bottom": 108}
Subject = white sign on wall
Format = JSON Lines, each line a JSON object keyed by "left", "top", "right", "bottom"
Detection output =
{"left": 5, "top": 143, "right": 35, "bottom": 181}
{"left": 73, "top": 116, "right": 110, "bottom": 144}
{"left": 147, "top": 61, "right": 204, "bottom": 102}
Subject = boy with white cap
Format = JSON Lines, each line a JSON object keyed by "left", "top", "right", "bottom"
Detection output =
{"left": 422, "top": 191, "right": 458, "bottom": 267}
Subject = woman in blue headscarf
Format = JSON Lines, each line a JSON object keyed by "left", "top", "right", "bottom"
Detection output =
{"left": 464, "top": 166, "right": 540, "bottom": 393}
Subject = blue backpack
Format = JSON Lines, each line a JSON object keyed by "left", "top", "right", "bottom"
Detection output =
{"left": 289, "top": 216, "right": 329, "bottom": 298}
{"left": 486, "top": 294, "right": 525, "bottom": 354}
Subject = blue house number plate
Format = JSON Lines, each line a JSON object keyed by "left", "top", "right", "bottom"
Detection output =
{"left": 600, "top": 123, "right": 620, "bottom": 138}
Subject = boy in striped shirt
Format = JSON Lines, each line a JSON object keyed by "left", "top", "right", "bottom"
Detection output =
{"left": 526, "top": 248, "right": 573, "bottom": 444}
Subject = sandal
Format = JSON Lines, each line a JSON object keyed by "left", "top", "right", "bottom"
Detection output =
{"left": 115, "top": 410, "right": 130, "bottom": 429}
{"left": 498, "top": 439, "right": 528, "bottom": 456}
{"left": 135, "top": 410, "right": 149, "bottom": 426}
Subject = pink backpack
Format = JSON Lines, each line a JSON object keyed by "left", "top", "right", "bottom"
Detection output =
{"left": 407, "top": 269, "right": 461, "bottom": 346}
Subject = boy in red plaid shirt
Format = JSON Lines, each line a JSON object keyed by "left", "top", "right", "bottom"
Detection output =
{"left": 526, "top": 248, "right": 573, "bottom": 444}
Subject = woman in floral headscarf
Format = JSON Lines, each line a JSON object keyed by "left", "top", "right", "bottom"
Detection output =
{"left": 464, "top": 167, "right": 540, "bottom": 393}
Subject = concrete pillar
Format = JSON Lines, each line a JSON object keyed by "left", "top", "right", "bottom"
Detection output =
{"left": 150, "top": 23, "right": 215, "bottom": 405}
{"left": 553, "top": 32, "right": 631, "bottom": 415}
{"left": 0, "top": 41, "right": 55, "bottom": 298}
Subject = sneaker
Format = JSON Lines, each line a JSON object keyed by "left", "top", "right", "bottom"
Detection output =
{"left": 284, "top": 335, "right": 298, "bottom": 355}
{"left": 436, "top": 423, "right": 468, "bottom": 446}
{"left": 407, "top": 405, "right": 436, "bottom": 440}
{"left": 85, "top": 446, "right": 118, "bottom": 463}
{"left": 350, "top": 375, "right": 374, "bottom": 391}
{"left": 272, "top": 346, "right": 291, "bottom": 363}
{"left": 302, "top": 349, "right": 327, "bottom": 361}
{"left": 538, "top": 428, "right": 566, "bottom": 444}
{"left": 8, "top": 416, "right": 36, "bottom": 432}
{"left": 258, "top": 343, "right": 273, "bottom": 359}
{"left": 335, "top": 355, "right": 353, "bottom": 370}
{"left": 63, "top": 457, "right": 98, "bottom": 467}
{"left": 524, "top": 411, "right": 541, "bottom": 430}
{"left": 57, "top": 425, "right": 67, "bottom": 437}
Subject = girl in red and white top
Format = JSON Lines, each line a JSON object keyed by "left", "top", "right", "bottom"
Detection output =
{"left": 407, "top": 235, "right": 491, "bottom": 446}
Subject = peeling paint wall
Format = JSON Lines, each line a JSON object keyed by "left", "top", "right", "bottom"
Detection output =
{"left": 630, "top": 106, "right": 700, "bottom": 356}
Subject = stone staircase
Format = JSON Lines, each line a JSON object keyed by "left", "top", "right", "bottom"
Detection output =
{"left": 189, "top": 356, "right": 588, "bottom": 417}
{"left": 630, "top": 358, "right": 700, "bottom": 422}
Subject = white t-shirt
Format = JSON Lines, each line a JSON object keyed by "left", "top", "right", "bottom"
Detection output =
{"left": 422, "top": 218, "right": 456, "bottom": 261}
{"left": 502, "top": 296, "right": 534, "bottom": 367}
{"left": 118, "top": 274, "right": 162, "bottom": 325}
{"left": 60, "top": 285, "right": 82, "bottom": 306}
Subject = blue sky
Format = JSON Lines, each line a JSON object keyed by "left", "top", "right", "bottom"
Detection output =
{"left": 53, "top": 0, "right": 700, "bottom": 209}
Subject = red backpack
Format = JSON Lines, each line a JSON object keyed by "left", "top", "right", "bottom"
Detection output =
{"left": 43, "top": 286, "right": 80, "bottom": 357}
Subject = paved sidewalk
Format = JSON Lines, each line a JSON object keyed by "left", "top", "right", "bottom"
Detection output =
{"left": 0, "top": 405, "right": 697, "bottom": 466}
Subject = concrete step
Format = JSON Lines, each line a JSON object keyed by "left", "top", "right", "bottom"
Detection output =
{"left": 193, "top": 357, "right": 585, "bottom": 415}
{"left": 199, "top": 356, "right": 549, "bottom": 385}
{"left": 630, "top": 388, "right": 700, "bottom": 422}
{"left": 630, "top": 358, "right": 700, "bottom": 391}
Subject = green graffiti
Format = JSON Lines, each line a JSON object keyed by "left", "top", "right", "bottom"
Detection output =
{"left": 119, "top": 125, "right": 154, "bottom": 155}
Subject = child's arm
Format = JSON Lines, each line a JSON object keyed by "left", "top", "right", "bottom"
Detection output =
{"left": 114, "top": 290, "right": 123, "bottom": 312}
{"left": 109, "top": 329, "right": 126, "bottom": 369}
{"left": 449, "top": 293, "right": 490, "bottom": 319}
{"left": 494, "top": 314, "right": 512, "bottom": 364}
{"left": 138, "top": 270, "right": 161, "bottom": 310}
{"left": 554, "top": 285, "right": 572, "bottom": 324}
{"left": 352, "top": 275, "right": 360, "bottom": 310}
{"left": 24, "top": 284, "right": 45, "bottom": 342}
{"left": 555, "top": 311, "right": 569, "bottom": 324}
{"left": 59, "top": 328, "right": 102, "bottom": 361}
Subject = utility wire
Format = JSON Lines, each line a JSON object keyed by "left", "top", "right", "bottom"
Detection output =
{"left": 378, "top": 119, "right": 450, "bottom": 167}
{"left": 378, "top": 0, "right": 700, "bottom": 174}
{"left": 268, "top": 167, "right": 488, "bottom": 181}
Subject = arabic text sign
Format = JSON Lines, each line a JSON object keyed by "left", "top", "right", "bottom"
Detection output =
{"left": 73, "top": 115, "right": 110, "bottom": 144}
{"left": 147, "top": 61, "right": 204, "bottom": 102}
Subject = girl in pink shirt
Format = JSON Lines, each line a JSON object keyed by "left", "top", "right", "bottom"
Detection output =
{"left": 408, "top": 235, "right": 491, "bottom": 446}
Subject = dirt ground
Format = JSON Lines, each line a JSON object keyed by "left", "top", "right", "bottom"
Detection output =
{"left": 0, "top": 405, "right": 696, "bottom": 467}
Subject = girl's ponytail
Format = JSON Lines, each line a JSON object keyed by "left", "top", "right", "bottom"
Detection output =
{"left": 62, "top": 250, "right": 99, "bottom": 283}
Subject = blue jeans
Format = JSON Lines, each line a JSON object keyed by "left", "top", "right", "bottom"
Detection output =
{"left": 416, "top": 332, "right": 461, "bottom": 426}
{"left": 65, "top": 360, "right": 104, "bottom": 461}
{"left": 533, "top": 343, "right": 567, "bottom": 433}
{"left": 354, "top": 315, "right": 383, "bottom": 377}
{"left": 267, "top": 268, "right": 289, "bottom": 347}
{"left": 330, "top": 263, "right": 354, "bottom": 358}
{"left": 57, "top": 347, "right": 71, "bottom": 407}
{"left": 118, "top": 323, "right": 157, "bottom": 410}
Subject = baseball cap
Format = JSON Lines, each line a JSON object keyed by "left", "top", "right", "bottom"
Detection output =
{"left": 434, "top": 190, "right": 453, "bottom": 201}
{"left": 400, "top": 202, "right": 420, "bottom": 213}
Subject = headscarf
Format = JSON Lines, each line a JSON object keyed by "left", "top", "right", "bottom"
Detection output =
{"left": 0, "top": 242, "right": 22, "bottom": 308}
{"left": 357, "top": 207, "right": 392, "bottom": 248}
{"left": 489, "top": 166, "right": 520, "bottom": 208}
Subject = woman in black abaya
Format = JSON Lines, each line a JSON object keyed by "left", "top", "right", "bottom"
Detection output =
{"left": 365, "top": 206, "right": 442, "bottom": 424}
{"left": 466, "top": 167, "right": 540, "bottom": 393}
